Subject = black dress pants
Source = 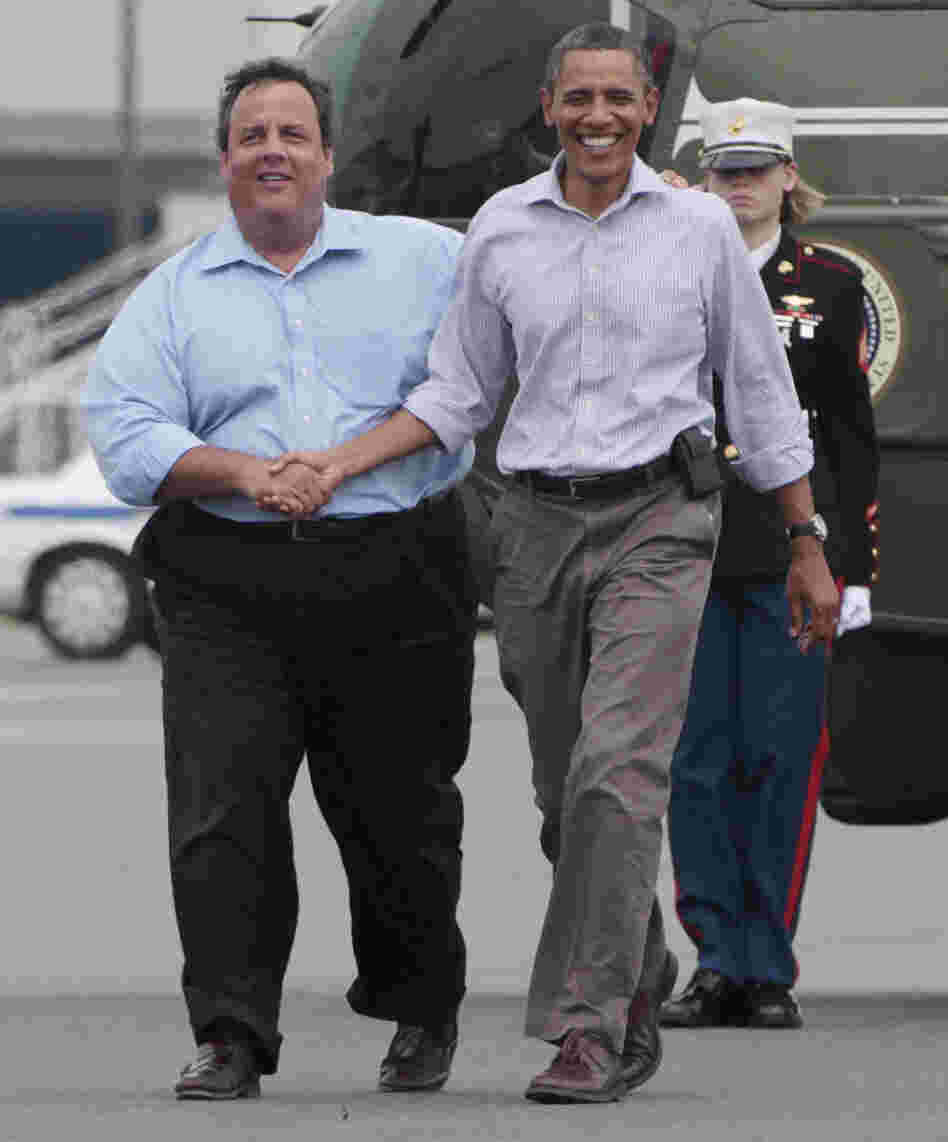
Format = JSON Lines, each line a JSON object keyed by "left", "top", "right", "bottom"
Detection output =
{"left": 144, "top": 493, "right": 477, "bottom": 1073}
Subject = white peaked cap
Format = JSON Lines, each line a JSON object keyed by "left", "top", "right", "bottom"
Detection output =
{"left": 699, "top": 98, "right": 795, "bottom": 170}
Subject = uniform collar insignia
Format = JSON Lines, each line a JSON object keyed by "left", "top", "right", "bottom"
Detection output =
{"left": 781, "top": 294, "right": 815, "bottom": 309}
{"left": 777, "top": 260, "right": 794, "bottom": 274}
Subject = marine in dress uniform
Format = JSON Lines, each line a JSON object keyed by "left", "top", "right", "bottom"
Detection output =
{"left": 661, "top": 98, "right": 880, "bottom": 1029}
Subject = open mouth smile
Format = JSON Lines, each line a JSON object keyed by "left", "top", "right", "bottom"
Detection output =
{"left": 577, "top": 134, "right": 623, "bottom": 153}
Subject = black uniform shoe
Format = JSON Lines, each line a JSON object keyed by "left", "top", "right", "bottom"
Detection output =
{"left": 745, "top": 982, "right": 804, "bottom": 1029}
{"left": 378, "top": 1021, "right": 458, "bottom": 1092}
{"left": 659, "top": 968, "right": 748, "bottom": 1028}
{"left": 621, "top": 949, "right": 679, "bottom": 1090}
{"left": 174, "top": 1040, "right": 261, "bottom": 1100}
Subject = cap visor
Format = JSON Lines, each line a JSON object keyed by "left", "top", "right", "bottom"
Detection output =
{"left": 700, "top": 150, "right": 788, "bottom": 171}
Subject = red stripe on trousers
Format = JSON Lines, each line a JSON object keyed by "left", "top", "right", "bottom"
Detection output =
{"left": 784, "top": 722, "right": 829, "bottom": 933}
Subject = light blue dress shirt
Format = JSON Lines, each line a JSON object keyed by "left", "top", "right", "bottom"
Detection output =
{"left": 405, "top": 154, "right": 812, "bottom": 493}
{"left": 82, "top": 207, "right": 473, "bottom": 521}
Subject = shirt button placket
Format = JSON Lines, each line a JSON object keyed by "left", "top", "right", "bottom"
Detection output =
{"left": 287, "top": 286, "right": 317, "bottom": 443}
{"left": 581, "top": 246, "right": 604, "bottom": 383}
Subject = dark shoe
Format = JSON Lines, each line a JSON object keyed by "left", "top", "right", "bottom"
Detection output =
{"left": 621, "top": 949, "right": 679, "bottom": 1090}
{"left": 174, "top": 1041, "right": 261, "bottom": 1100}
{"left": 525, "top": 1029, "right": 628, "bottom": 1104}
{"left": 378, "top": 1021, "right": 458, "bottom": 1092}
{"left": 659, "top": 968, "right": 748, "bottom": 1028}
{"left": 745, "top": 982, "right": 804, "bottom": 1029}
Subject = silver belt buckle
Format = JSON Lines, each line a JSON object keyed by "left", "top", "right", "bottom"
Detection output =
{"left": 290, "top": 519, "right": 321, "bottom": 542}
{"left": 567, "top": 475, "right": 598, "bottom": 499}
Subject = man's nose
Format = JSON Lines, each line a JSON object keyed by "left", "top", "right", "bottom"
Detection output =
{"left": 261, "top": 128, "right": 288, "bottom": 157}
{"left": 583, "top": 96, "right": 615, "bottom": 123}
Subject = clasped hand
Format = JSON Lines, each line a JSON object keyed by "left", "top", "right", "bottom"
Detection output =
{"left": 241, "top": 455, "right": 337, "bottom": 518}
{"left": 251, "top": 450, "right": 347, "bottom": 517}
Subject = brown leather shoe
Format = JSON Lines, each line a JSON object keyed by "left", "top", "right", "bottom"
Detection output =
{"left": 525, "top": 1029, "right": 627, "bottom": 1104}
{"left": 745, "top": 983, "right": 804, "bottom": 1029}
{"left": 378, "top": 1022, "right": 458, "bottom": 1092}
{"left": 659, "top": 968, "right": 749, "bottom": 1028}
{"left": 174, "top": 1041, "right": 261, "bottom": 1100}
{"left": 621, "top": 948, "right": 678, "bottom": 1090}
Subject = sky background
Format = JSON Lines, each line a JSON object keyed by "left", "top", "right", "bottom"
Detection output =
{"left": 1, "top": 0, "right": 326, "bottom": 114}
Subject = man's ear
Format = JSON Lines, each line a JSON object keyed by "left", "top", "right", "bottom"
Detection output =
{"left": 644, "top": 85, "right": 660, "bottom": 126}
{"left": 540, "top": 87, "right": 555, "bottom": 128}
{"left": 325, "top": 146, "right": 335, "bottom": 177}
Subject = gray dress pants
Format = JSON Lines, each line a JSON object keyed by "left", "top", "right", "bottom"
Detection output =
{"left": 490, "top": 474, "right": 720, "bottom": 1053}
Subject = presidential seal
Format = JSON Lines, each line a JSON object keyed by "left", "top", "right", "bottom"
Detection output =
{"left": 816, "top": 242, "right": 904, "bottom": 404}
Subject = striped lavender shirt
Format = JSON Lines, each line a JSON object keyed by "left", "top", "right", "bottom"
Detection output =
{"left": 404, "top": 154, "right": 812, "bottom": 493}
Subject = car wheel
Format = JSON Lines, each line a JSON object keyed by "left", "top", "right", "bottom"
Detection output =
{"left": 30, "top": 545, "right": 146, "bottom": 660}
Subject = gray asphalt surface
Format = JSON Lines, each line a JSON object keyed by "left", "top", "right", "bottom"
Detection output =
{"left": 2, "top": 619, "right": 947, "bottom": 1139}
{"left": 3, "top": 992, "right": 948, "bottom": 1141}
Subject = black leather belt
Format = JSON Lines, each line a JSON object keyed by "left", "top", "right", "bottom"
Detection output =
{"left": 514, "top": 455, "right": 675, "bottom": 500}
{"left": 180, "top": 492, "right": 448, "bottom": 543}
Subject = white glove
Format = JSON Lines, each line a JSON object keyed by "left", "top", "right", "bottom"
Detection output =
{"left": 836, "top": 585, "right": 872, "bottom": 637}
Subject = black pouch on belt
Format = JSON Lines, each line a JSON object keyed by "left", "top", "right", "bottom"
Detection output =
{"left": 671, "top": 427, "right": 725, "bottom": 498}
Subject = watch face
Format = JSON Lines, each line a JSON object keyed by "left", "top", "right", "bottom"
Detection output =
{"left": 788, "top": 514, "right": 828, "bottom": 542}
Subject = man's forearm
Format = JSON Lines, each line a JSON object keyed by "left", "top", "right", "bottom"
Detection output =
{"left": 326, "top": 409, "right": 438, "bottom": 482}
{"left": 155, "top": 445, "right": 258, "bottom": 502}
{"left": 776, "top": 474, "right": 831, "bottom": 567}
{"left": 773, "top": 475, "right": 816, "bottom": 528}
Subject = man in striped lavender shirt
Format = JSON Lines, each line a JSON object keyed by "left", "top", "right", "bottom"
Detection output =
{"left": 273, "top": 21, "right": 839, "bottom": 1106}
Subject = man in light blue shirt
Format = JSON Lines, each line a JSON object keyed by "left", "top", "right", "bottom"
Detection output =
{"left": 82, "top": 58, "right": 476, "bottom": 1101}
{"left": 273, "top": 24, "right": 839, "bottom": 1105}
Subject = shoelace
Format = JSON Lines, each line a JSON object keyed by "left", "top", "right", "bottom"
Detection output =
{"left": 181, "top": 1042, "right": 232, "bottom": 1078}
{"left": 557, "top": 1031, "right": 587, "bottom": 1065}
{"left": 556, "top": 1029, "right": 609, "bottom": 1066}
{"left": 388, "top": 1027, "right": 427, "bottom": 1059}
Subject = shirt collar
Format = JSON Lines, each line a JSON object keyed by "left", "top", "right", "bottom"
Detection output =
{"left": 524, "top": 151, "right": 670, "bottom": 216}
{"left": 199, "top": 205, "right": 365, "bottom": 274}
{"left": 751, "top": 227, "right": 782, "bottom": 273}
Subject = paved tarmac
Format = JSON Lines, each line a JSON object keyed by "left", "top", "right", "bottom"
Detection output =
{"left": 2, "top": 619, "right": 948, "bottom": 1138}
{"left": 3, "top": 991, "right": 948, "bottom": 1141}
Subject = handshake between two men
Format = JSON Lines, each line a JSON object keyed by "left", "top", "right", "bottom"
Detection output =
{"left": 250, "top": 448, "right": 347, "bottom": 518}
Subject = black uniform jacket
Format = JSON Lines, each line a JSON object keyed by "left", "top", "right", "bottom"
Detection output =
{"left": 713, "top": 229, "right": 880, "bottom": 586}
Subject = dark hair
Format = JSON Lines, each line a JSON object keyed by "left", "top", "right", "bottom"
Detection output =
{"left": 216, "top": 57, "right": 333, "bottom": 153}
{"left": 543, "top": 22, "right": 656, "bottom": 93}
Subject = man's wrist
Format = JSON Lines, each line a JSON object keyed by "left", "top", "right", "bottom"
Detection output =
{"left": 789, "top": 534, "right": 824, "bottom": 560}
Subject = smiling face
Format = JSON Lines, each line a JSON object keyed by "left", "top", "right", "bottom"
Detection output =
{"left": 220, "top": 79, "right": 334, "bottom": 250}
{"left": 706, "top": 160, "right": 798, "bottom": 235}
{"left": 540, "top": 48, "right": 658, "bottom": 215}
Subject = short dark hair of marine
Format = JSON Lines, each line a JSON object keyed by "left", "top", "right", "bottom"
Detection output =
{"left": 542, "top": 21, "right": 656, "bottom": 92}
{"left": 216, "top": 57, "right": 333, "bottom": 152}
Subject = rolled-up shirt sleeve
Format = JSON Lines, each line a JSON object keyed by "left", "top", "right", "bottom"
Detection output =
{"left": 81, "top": 274, "right": 206, "bottom": 506}
{"left": 404, "top": 213, "right": 516, "bottom": 454}
{"left": 706, "top": 208, "right": 813, "bottom": 492}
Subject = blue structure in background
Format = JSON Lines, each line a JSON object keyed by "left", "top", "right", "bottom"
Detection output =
{"left": 0, "top": 206, "right": 159, "bottom": 305}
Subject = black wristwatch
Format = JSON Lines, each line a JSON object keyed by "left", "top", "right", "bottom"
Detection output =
{"left": 787, "top": 513, "right": 828, "bottom": 543}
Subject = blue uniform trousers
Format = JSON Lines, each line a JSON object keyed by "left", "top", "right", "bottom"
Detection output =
{"left": 668, "top": 580, "right": 828, "bottom": 987}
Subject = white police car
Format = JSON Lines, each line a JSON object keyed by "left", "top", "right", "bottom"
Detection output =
{"left": 0, "top": 449, "right": 154, "bottom": 659}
